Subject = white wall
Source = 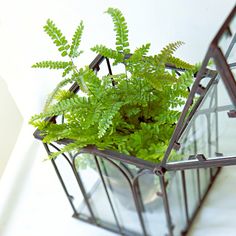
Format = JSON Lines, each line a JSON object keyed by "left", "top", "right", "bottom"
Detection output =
{"left": 0, "top": 0, "right": 235, "bottom": 118}
{"left": 0, "top": 1, "right": 235, "bottom": 236}
{"left": 0, "top": 77, "right": 22, "bottom": 178}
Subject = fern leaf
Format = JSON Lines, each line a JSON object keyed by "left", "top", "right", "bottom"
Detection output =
{"left": 139, "top": 70, "right": 177, "bottom": 91}
{"left": 32, "top": 61, "right": 72, "bottom": 69}
{"left": 130, "top": 43, "right": 151, "bottom": 61}
{"left": 155, "top": 41, "right": 184, "bottom": 65}
{"left": 166, "top": 56, "right": 193, "bottom": 70}
{"left": 91, "top": 45, "right": 123, "bottom": 63}
{"left": 98, "top": 102, "right": 122, "bottom": 138}
{"left": 77, "top": 67, "right": 101, "bottom": 95}
{"left": 54, "top": 90, "right": 75, "bottom": 101}
{"left": 29, "top": 120, "right": 49, "bottom": 129}
{"left": 43, "top": 77, "right": 76, "bottom": 112}
{"left": 160, "top": 41, "right": 184, "bottom": 57}
{"left": 32, "top": 96, "right": 89, "bottom": 121}
{"left": 48, "top": 140, "right": 83, "bottom": 159}
{"left": 44, "top": 19, "right": 70, "bottom": 57}
{"left": 105, "top": 8, "right": 130, "bottom": 54}
{"left": 62, "top": 63, "right": 74, "bottom": 77}
{"left": 69, "top": 21, "right": 84, "bottom": 58}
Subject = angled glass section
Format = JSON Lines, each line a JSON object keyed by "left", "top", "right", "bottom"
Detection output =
{"left": 167, "top": 58, "right": 236, "bottom": 164}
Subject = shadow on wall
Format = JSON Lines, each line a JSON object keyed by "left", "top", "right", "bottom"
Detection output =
{"left": 0, "top": 76, "right": 23, "bottom": 178}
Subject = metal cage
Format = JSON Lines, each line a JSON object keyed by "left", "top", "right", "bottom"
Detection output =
{"left": 34, "top": 6, "right": 236, "bottom": 236}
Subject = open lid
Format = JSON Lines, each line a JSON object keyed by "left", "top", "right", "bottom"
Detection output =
{"left": 159, "top": 6, "right": 236, "bottom": 172}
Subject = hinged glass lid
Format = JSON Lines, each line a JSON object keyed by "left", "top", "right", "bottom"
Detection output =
{"left": 161, "top": 6, "right": 236, "bottom": 171}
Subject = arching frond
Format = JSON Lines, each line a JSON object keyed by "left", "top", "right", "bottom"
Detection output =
{"left": 69, "top": 21, "right": 84, "bottom": 58}
{"left": 44, "top": 19, "right": 70, "bottom": 57}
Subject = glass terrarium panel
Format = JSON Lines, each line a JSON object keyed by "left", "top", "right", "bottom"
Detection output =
{"left": 50, "top": 145, "right": 88, "bottom": 216}
{"left": 211, "top": 167, "right": 220, "bottom": 177}
{"left": 167, "top": 61, "right": 236, "bottom": 163}
{"left": 184, "top": 169, "right": 199, "bottom": 218}
{"left": 217, "top": 109, "right": 236, "bottom": 156}
{"left": 218, "top": 14, "right": 236, "bottom": 82}
{"left": 199, "top": 168, "right": 211, "bottom": 199}
{"left": 137, "top": 173, "right": 168, "bottom": 236}
{"left": 166, "top": 171, "right": 187, "bottom": 236}
{"left": 74, "top": 153, "right": 119, "bottom": 230}
{"left": 96, "top": 156, "right": 144, "bottom": 235}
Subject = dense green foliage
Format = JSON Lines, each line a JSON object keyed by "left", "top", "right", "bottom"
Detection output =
{"left": 30, "top": 8, "right": 196, "bottom": 162}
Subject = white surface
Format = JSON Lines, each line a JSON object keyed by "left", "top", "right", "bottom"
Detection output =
{"left": 0, "top": 77, "right": 22, "bottom": 178}
{"left": 188, "top": 167, "right": 236, "bottom": 236}
{"left": 0, "top": 0, "right": 235, "bottom": 236}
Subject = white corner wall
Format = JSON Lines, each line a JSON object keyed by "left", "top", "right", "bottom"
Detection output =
{"left": 0, "top": 77, "right": 22, "bottom": 178}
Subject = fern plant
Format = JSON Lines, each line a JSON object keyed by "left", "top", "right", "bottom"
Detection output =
{"left": 30, "top": 8, "right": 196, "bottom": 163}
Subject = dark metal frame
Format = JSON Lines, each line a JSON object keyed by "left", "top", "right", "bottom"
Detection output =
{"left": 43, "top": 142, "right": 220, "bottom": 236}
{"left": 160, "top": 5, "right": 236, "bottom": 172}
{"left": 33, "top": 5, "right": 235, "bottom": 236}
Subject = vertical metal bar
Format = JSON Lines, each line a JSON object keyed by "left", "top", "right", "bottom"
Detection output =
{"left": 181, "top": 171, "right": 189, "bottom": 224}
{"left": 213, "top": 81, "right": 219, "bottom": 178}
{"left": 206, "top": 113, "right": 213, "bottom": 181}
{"left": 196, "top": 169, "right": 201, "bottom": 201}
{"left": 131, "top": 187, "right": 149, "bottom": 236}
{"left": 105, "top": 57, "right": 116, "bottom": 87}
{"left": 133, "top": 179, "right": 145, "bottom": 212}
{"left": 160, "top": 175, "right": 174, "bottom": 236}
{"left": 207, "top": 92, "right": 213, "bottom": 159}
{"left": 106, "top": 57, "right": 113, "bottom": 75}
{"left": 94, "top": 156, "right": 123, "bottom": 235}
{"left": 192, "top": 121, "right": 201, "bottom": 201}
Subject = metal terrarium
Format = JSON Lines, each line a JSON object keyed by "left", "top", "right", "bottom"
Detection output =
{"left": 33, "top": 6, "right": 236, "bottom": 236}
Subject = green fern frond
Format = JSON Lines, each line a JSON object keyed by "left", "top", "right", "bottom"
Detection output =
{"left": 47, "top": 96, "right": 89, "bottom": 118}
{"left": 29, "top": 120, "right": 49, "bottom": 129}
{"left": 178, "top": 70, "right": 194, "bottom": 86}
{"left": 62, "top": 63, "right": 74, "bottom": 77}
{"left": 32, "top": 61, "right": 72, "bottom": 69}
{"left": 124, "top": 106, "right": 141, "bottom": 117}
{"left": 130, "top": 43, "right": 151, "bottom": 61}
{"left": 69, "top": 21, "right": 84, "bottom": 58}
{"left": 48, "top": 141, "right": 83, "bottom": 159}
{"left": 54, "top": 90, "right": 75, "bottom": 101}
{"left": 105, "top": 8, "right": 130, "bottom": 54}
{"left": 102, "top": 73, "right": 127, "bottom": 85}
{"left": 160, "top": 41, "right": 184, "bottom": 57}
{"left": 98, "top": 102, "right": 122, "bottom": 138}
{"left": 156, "top": 110, "right": 181, "bottom": 125}
{"left": 76, "top": 67, "right": 101, "bottom": 95}
{"left": 44, "top": 19, "right": 70, "bottom": 57}
{"left": 30, "top": 95, "right": 88, "bottom": 122}
{"left": 167, "top": 56, "right": 193, "bottom": 70}
{"left": 42, "top": 123, "right": 68, "bottom": 142}
{"left": 140, "top": 71, "right": 177, "bottom": 91}
{"left": 91, "top": 45, "right": 123, "bottom": 63}
{"left": 43, "top": 77, "right": 75, "bottom": 112}
{"left": 156, "top": 41, "right": 184, "bottom": 65}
